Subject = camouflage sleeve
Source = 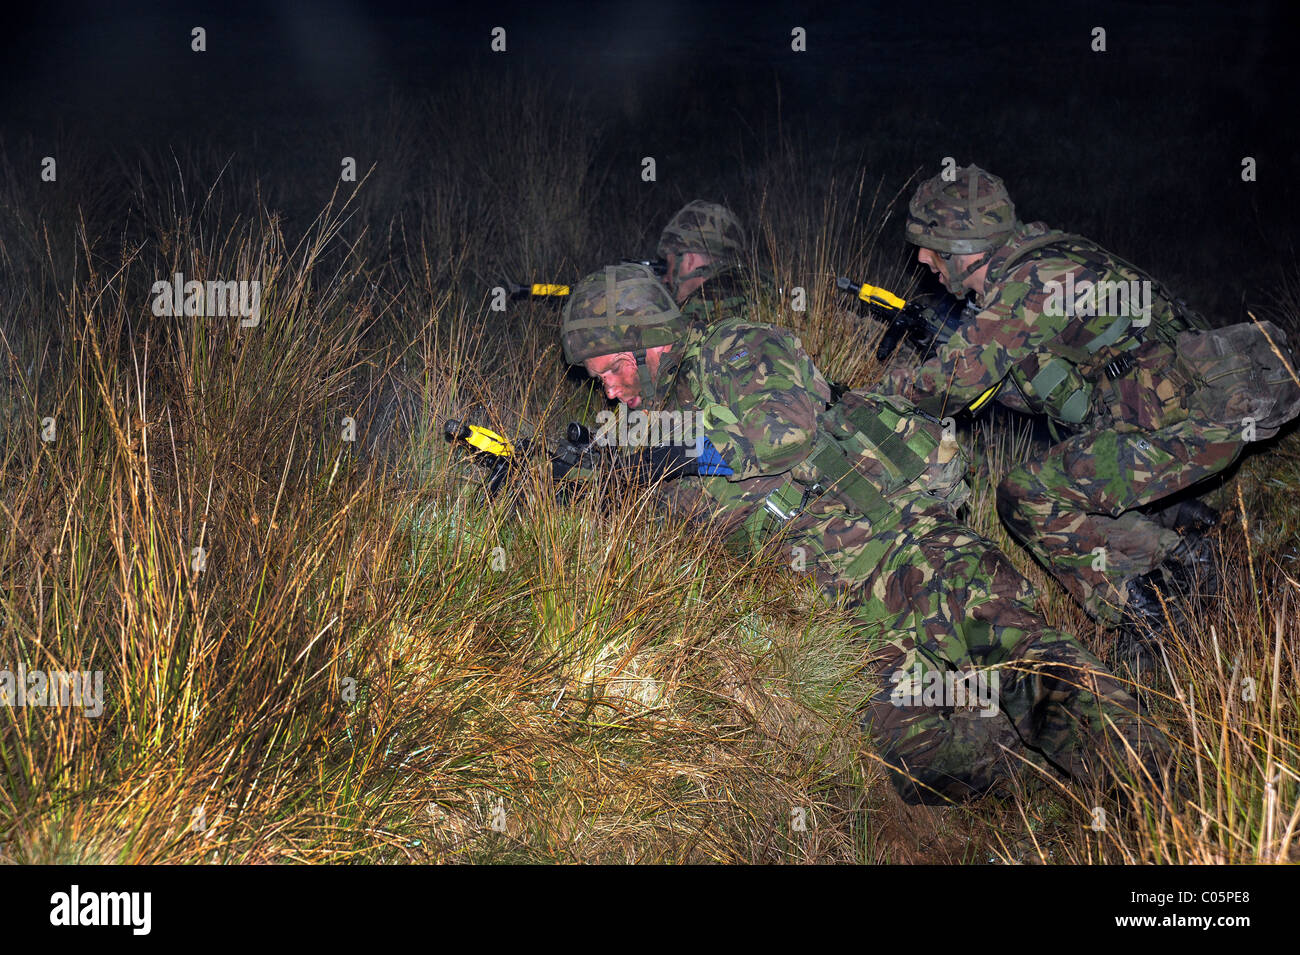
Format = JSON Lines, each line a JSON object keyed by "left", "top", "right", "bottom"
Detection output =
{"left": 877, "top": 366, "right": 917, "bottom": 399}
{"left": 904, "top": 280, "right": 1045, "bottom": 418}
{"left": 690, "top": 324, "right": 828, "bottom": 481}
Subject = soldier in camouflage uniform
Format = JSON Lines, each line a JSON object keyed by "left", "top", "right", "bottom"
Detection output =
{"left": 883, "top": 165, "right": 1300, "bottom": 634}
{"left": 560, "top": 262, "right": 1170, "bottom": 804}
{"left": 657, "top": 200, "right": 778, "bottom": 324}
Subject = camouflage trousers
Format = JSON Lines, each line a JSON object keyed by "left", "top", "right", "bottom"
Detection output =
{"left": 787, "top": 496, "right": 1165, "bottom": 803}
{"left": 995, "top": 415, "right": 1244, "bottom": 625}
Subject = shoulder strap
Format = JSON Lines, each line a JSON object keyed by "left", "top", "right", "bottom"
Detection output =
{"left": 806, "top": 435, "right": 897, "bottom": 527}
{"left": 836, "top": 398, "right": 928, "bottom": 488}
{"left": 996, "top": 234, "right": 1127, "bottom": 426}
{"left": 998, "top": 231, "right": 1095, "bottom": 274}
{"left": 663, "top": 318, "right": 749, "bottom": 407}
{"left": 998, "top": 231, "right": 1207, "bottom": 334}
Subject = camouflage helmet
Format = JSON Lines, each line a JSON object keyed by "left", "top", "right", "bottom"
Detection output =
{"left": 561, "top": 263, "right": 684, "bottom": 365}
{"left": 656, "top": 200, "right": 747, "bottom": 265}
{"left": 905, "top": 165, "right": 1016, "bottom": 255}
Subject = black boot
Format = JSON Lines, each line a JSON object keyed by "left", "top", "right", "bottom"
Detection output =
{"left": 1112, "top": 571, "right": 1178, "bottom": 674}
{"left": 1169, "top": 499, "right": 1221, "bottom": 536}
{"left": 1120, "top": 571, "right": 1170, "bottom": 633}
{"left": 1159, "top": 534, "right": 1220, "bottom": 601}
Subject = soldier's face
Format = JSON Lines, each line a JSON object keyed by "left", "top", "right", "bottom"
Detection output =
{"left": 917, "top": 247, "right": 951, "bottom": 284}
{"left": 918, "top": 247, "right": 986, "bottom": 296}
{"left": 665, "top": 252, "right": 710, "bottom": 303}
{"left": 584, "top": 352, "right": 642, "bottom": 408}
{"left": 915, "top": 246, "right": 982, "bottom": 294}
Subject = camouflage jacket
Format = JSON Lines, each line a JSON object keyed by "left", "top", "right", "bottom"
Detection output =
{"left": 639, "top": 315, "right": 968, "bottom": 548}
{"left": 649, "top": 312, "right": 830, "bottom": 537}
{"left": 678, "top": 263, "right": 779, "bottom": 328}
{"left": 886, "top": 222, "right": 1203, "bottom": 432}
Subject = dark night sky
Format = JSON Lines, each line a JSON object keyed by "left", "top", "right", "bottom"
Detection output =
{"left": 2, "top": 0, "right": 1296, "bottom": 317}
{"left": 4, "top": 1, "right": 1288, "bottom": 138}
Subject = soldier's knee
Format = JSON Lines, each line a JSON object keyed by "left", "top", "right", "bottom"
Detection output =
{"left": 884, "top": 752, "right": 1012, "bottom": 804}
{"left": 889, "top": 766, "right": 964, "bottom": 805}
{"left": 994, "top": 481, "right": 1016, "bottom": 522}
{"left": 864, "top": 700, "right": 1016, "bottom": 804}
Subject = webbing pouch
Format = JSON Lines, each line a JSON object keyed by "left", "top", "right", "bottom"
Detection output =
{"left": 822, "top": 393, "right": 931, "bottom": 494}
{"left": 840, "top": 401, "right": 927, "bottom": 491}
{"left": 804, "top": 434, "right": 898, "bottom": 527}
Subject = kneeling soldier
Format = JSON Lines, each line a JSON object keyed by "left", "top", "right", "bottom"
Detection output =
{"left": 884, "top": 164, "right": 1300, "bottom": 639}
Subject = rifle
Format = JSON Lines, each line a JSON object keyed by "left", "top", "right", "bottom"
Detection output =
{"left": 506, "top": 259, "right": 668, "bottom": 301}
{"left": 445, "top": 413, "right": 712, "bottom": 500}
{"left": 444, "top": 418, "right": 596, "bottom": 499}
{"left": 835, "top": 277, "right": 976, "bottom": 361}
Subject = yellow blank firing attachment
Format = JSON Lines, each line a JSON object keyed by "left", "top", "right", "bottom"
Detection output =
{"left": 446, "top": 418, "right": 514, "bottom": 457}
{"left": 857, "top": 283, "right": 907, "bottom": 310}
{"left": 531, "top": 284, "right": 570, "bottom": 297}
{"left": 464, "top": 425, "right": 513, "bottom": 457}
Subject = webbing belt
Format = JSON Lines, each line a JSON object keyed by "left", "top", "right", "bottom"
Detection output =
{"left": 744, "top": 434, "right": 904, "bottom": 548}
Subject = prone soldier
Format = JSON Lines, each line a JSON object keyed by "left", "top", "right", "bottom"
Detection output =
{"left": 558, "top": 262, "right": 1171, "bottom": 804}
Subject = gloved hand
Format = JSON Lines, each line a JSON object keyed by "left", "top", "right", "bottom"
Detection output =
{"left": 692, "top": 434, "right": 734, "bottom": 476}
{"left": 621, "top": 436, "right": 733, "bottom": 483}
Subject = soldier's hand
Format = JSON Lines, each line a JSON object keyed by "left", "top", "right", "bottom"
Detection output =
{"left": 877, "top": 366, "right": 916, "bottom": 399}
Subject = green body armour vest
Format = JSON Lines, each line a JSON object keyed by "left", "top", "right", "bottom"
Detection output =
{"left": 999, "top": 232, "right": 1208, "bottom": 429}
{"left": 673, "top": 320, "right": 968, "bottom": 549}
{"left": 744, "top": 392, "right": 969, "bottom": 546}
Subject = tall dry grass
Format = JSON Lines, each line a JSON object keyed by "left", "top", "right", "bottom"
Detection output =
{"left": 1, "top": 84, "right": 1297, "bottom": 863}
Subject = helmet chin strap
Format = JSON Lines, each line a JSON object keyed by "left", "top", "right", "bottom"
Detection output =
{"left": 940, "top": 250, "right": 993, "bottom": 296}
{"left": 634, "top": 351, "right": 656, "bottom": 401}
